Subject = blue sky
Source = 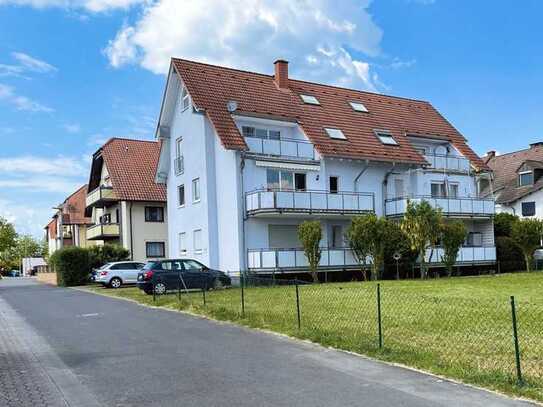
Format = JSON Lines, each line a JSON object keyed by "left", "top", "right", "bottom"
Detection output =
{"left": 0, "top": 0, "right": 542, "bottom": 238}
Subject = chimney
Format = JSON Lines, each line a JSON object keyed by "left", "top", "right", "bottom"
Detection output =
{"left": 486, "top": 150, "right": 496, "bottom": 159}
{"left": 274, "top": 59, "right": 289, "bottom": 89}
{"left": 530, "top": 141, "right": 543, "bottom": 149}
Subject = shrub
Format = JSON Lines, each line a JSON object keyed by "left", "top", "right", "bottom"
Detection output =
{"left": 496, "top": 236, "right": 525, "bottom": 272}
{"left": 298, "top": 221, "right": 322, "bottom": 283}
{"left": 440, "top": 221, "right": 467, "bottom": 277}
{"left": 494, "top": 213, "right": 518, "bottom": 237}
{"left": 50, "top": 246, "right": 91, "bottom": 287}
{"left": 511, "top": 218, "right": 543, "bottom": 272}
{"left": 88, "top": 244, "right": 130, "bottom": 270}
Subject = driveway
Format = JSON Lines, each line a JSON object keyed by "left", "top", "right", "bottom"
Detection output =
{"left": 0, "top": 278, "right": 536, "bottom": 406}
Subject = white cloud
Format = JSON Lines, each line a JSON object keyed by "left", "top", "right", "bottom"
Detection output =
{"left": 0, "top": 197, "right": 53, "bottom": 239}
{"left": 0, "top": 155, "right": 88, "bottom": 177}
{"left": 0, "top": 0, "right": 144, "bottom": 12}
{"left": 62, "top": 123, "right": 81, "bottom": 133}
{"left": 104, "top": 0, "right": 384, "bottom": 91}
{"left": 0, "top": 83, "right": 54, "bottom": 112}
{"left": 12, "top": 52, "right": 57, "bottom": 73}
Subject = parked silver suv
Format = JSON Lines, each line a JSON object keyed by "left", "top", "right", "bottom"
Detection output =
{"left": 95, "top": 261, "right": 145, "bottom": 288}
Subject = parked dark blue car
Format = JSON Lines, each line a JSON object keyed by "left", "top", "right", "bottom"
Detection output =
{"left": 136, "top": 259, "right": 231, "bottom": 295}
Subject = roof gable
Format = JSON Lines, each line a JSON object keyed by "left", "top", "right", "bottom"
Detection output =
{"left": 171, "top": 58, "right": 487, "bottom": 170}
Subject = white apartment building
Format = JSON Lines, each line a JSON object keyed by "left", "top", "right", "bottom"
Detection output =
{"left": 155, "top": 58, "right": 495, "bottom": 274}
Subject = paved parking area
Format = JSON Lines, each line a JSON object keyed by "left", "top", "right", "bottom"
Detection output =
{"left": 0, "top": 278, "right": 537, "bottom": 407}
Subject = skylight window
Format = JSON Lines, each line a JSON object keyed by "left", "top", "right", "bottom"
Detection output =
{"left": 375, "top": 131, "right": 398, "bottom": 145}
{"left": 325, "top": 128, "right": 346, "bottom": 140}
{"left": 349, "top": 101, "right": 368, "bottom": 112}
{"left": 300, "top": 94, "right": 320, "bottom": 105}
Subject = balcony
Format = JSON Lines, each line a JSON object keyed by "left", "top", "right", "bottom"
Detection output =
{"left": 246, "top": 189, "right": 375, "bottom": 217}
{"left": 86, "top": 223, "right": 120, "bottom": 241}
{"left": 86, "top": 186, "right": 117, "bottom": 208}
{"left": 248, "top": 247, "right": 360, "bottom": 271}
{"left": 385, "top": 195, "right": 494, "bottom": 218}
{"left": 426, "top": 246, "right": 496, "bottom": 264}
{"left": 424, "top": 154, "right": 470, "bottom": 173}
{"left": 174, "top": 156, "right": 184, "bottom": 175}
{"left": 244, "top": 136, "right": 317, "bottom": 161}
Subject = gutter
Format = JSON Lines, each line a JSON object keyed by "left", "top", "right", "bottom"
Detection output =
{"left": 382, "top": 164, "right": 397, "bottom": 216}
{"left": 129, "top": 202, "right": 134, "bottom": 261}
{"left": 353, "top": 160, "right": 370, "bottom": 192}
{"left": 240, "top": 155, "right": 246, "bottom": 273}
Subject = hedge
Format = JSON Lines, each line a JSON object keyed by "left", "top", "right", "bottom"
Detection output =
{"left": 49, "top": 244, "right": 130, "bottom": 287}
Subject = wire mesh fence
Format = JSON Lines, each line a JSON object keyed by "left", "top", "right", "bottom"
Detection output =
{"left": 149, "top": 274, "right": 542, "bottom": 400}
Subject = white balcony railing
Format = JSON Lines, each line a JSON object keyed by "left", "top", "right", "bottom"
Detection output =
{"left": 244, "top": 136, "right": 317, "bottom": 160}
{"left": 424, "top": 154, "right": 470, "bottom": 173}
{"left": 385, "top": 196, "right": 495, "bottom": 217}
{"left": 426, "top": 246, "right": 496, "bottom": 263}
{"left": 246, "top": 189, "right": 374, "bottom": 216}
{"left": 86, "top": 186, "right": 117, "bottom": 208}
{"left": 174, "top": 156, "right": 184, "bottom": 175}
{"left": 248, "top": 247, "right": 359, "bottom": 270}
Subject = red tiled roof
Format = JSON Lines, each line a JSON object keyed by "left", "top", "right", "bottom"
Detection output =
{"left": 486, "top": 145, "right": 543, "bottom": 204}
{"left": 100, "top": 138, "right": 166, "bottom": 202}
{"left": 172, "top": 58, "right": 488, "bottom": 171}
{"left": 62, "top": 185, "right": 92, "bottom": 225}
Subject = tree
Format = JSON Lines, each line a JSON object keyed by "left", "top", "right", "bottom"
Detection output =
{"left": 400, "top": 200, "right": 442, "bottom": 279}
{"left": 511, "top": 218, "right": 543, "bottom": 272}
{"left": 494, "top": 213, "right": 518, "bottom": 237}
{"left": 0, "top": 217, "right": 17, "bottom": 275}
{"left": 298, "top": 221, "right": 322, "bottom": 283}
{"left": 346, "top": 214, "right": 390, "bottom": 281}
{"left": 384, "top": 221, "right": 417, "bottom": 279}
{"left": 440, "top": 221, "right": 467, "bottom": 277}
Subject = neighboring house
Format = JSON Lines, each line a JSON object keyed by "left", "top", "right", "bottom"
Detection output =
{"left": 484, "top": 142, "right": 543, "bottom": 218}
{"left": 45, "top": 185, "right": 94, "bottom": 255}
{"left": 155, "top": 58, "right": 495, "bottom": 275}
{"left": 85, "top": 137, "right": 168, "bottom": 262}
{"left": 21, "top": 257, "right": 47, "bottom": 276}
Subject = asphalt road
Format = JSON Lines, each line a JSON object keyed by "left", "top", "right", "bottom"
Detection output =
{"left": 0, "top": 278, "right": 536, "bottom": 407}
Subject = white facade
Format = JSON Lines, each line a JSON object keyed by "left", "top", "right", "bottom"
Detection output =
{"left": 157, "top": 71, "right": 495, "bottom": 274}
{"left": 496, "top": 188, "right": 543, "bottom": 220}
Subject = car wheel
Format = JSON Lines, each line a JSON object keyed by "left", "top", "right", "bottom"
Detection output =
{"left": 154, "top": 282, "right": 167, "bottom": 295}
{"left": 212, "top": 278, "right": 224, "bottom": 290}
{"left": 109, "top": 277, "right": 122, "bottom": 289}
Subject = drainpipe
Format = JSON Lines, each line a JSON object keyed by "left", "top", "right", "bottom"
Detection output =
{"left": 240, "top": 155, "right": 246, "bottom": 273}
{"left": 129, "top": 202, "right": 134, "bottom": 261}
{"left": 353, "top": 160, "right": 370, "bottom": 192}
{"left": 382, "top": 163, "right": 397, "bottom": 216}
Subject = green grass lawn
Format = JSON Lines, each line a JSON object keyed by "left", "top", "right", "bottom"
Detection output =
{"left": 86, "top": 272, "right": 543, "bottom": 402}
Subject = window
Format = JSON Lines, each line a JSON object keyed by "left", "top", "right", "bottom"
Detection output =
{"left": 183, "top": 260, "right": 204, "bottom": 271}
{"left": 467, "top": 232, "right": 483, "bottom": 247}
{"left": 375, "top": 131, "right": 398, "bottom": 145}
{"left": 178, "top": 185, "right": 185, "bottom": 206}
{"left": 181, "top": 86, "right": 190, "bottom": 111}
{"left": 325, "top": 128, "right": 346, "bottom": 140}
{"left": 242, "top": 126, "right": 281, "bottom": 140}
{"left": 349, "top": 101, "right": 368, "bottom": 112}
{"left": 100, "top": 213, "right": 111, "bottom": 224}
{"left": 300, "top": 94, "right": 320, "bottom": 105}
{"left": 268, "top": 225, "right": 301, "bottom": 248}
{"left": 145, "top": 207, "right": 164, "bottom": 222}
{"left": 519, "top": 171, "right": 533, "bottom": 186}
{"left": 193, "top": 229, "right": 202, "bottom": 254}
{"left": 192, "top": 178, "right": 200, "bottom": 202}
{"left": 294, "top": 173, "right": 306, "bottom": 191}
{"left": 266, "top": 169, "right": 305, "bottom": 191}
{"left": 448, "top": 183, "right": 459, "bottom": 198}
{"left": 329, "top": 176, "right": 339, "bottom": 194}
{"left": 175, "top": 137, "right": 184, "bottom": 175}
{"left": 394, "top": 179, "right": 405, "bottom": 197}
{"left": 522, "top": 201, "right": 536, "bottom": 216}
{"left": 146, "top": 242, "right": 165, "bottom": 258}
{"left": 331, "top": 225, "right": 343, "bottom": 248}
{"left": 431, "top": 182, "right": 446, "bottom": 198}
{"left": 179, "top": 232, "right": 187, "bottom": 256}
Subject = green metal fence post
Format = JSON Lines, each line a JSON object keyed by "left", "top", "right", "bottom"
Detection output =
{"left": 241, "top": 273, "right": 245, "bottom": 318}
{"left": 377, "top": 283, "right": 383, "bottom": 349}
{"left": 295, "top": 283, "right": 301, "bottom": 330}
{"left": 510, "top": 296, "right": 523, "bottom": 386}
{"left": 153, "top": 282, "right": 156, "bottom": 302}
{"left": 202, "top": 286, "right": 206, "bottom": 306}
